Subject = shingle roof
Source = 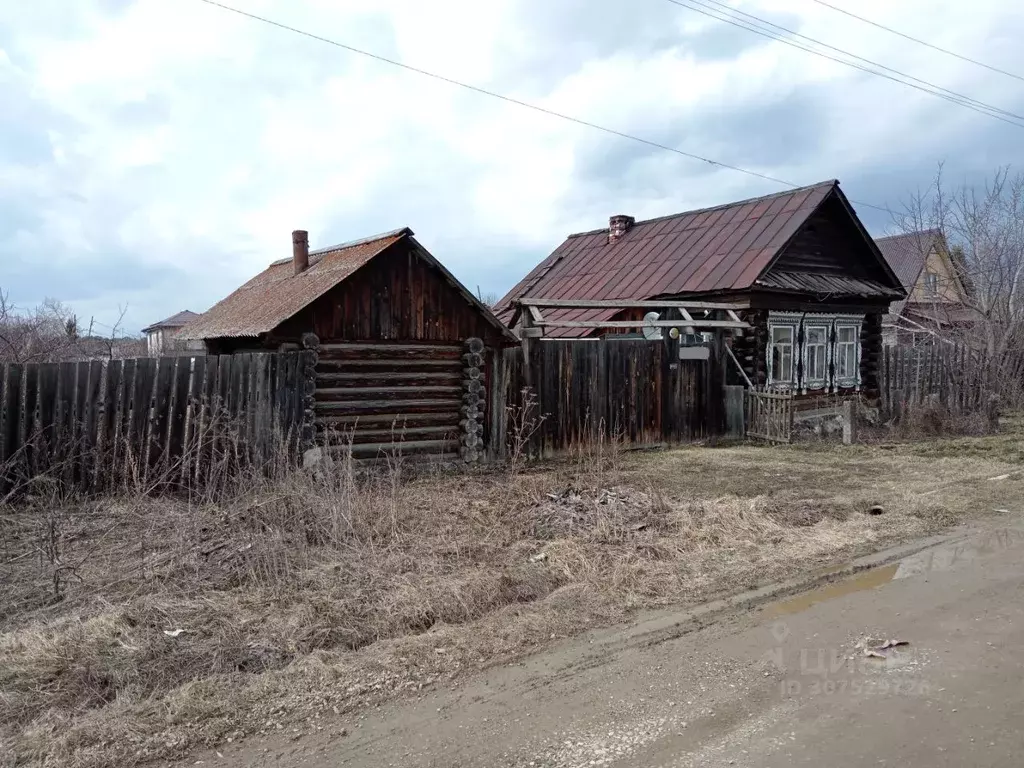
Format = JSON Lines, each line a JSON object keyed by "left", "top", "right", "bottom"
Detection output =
{"left": 179, "top": 229, "right": 410, "bottom": 339}
{"left": 874, "top": 229, "right": 942, "bottom": 292}
{"left": 141, "top": 310, "right": 200, "bottom": 334}
{"left": 496, "top": 180, "right": 899, "bottom": 336}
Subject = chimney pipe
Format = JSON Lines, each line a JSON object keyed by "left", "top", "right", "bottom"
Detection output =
{"left": 608, "top": 214, "right": 635, "bottom": 244}
{"left": 292, "top": 230, "right": 309, "bottom": 275}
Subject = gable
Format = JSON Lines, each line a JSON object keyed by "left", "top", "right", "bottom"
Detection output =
{"left": 909, "top": 246, "right": 965, "bottom": 303}
{"left": 274, "top": 240, "right": 514, "bottom": 345}
{"left": 759, "top": 192, "right": 902, "bottom": 298}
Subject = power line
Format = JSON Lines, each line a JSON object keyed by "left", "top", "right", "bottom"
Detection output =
{"left": 662, "top": 0, "right": 1024, "bottom": 129}
{"left": 809, "top": 0, "right": 1024, "bottom": 84}
{"left": 195, "top": 0, "right": 793, "bottom": 188}
{"left": 688, "top": 0, "right": 1024, "bottom": 123}
{"left": 193, "top": 0, "right": 896, "bottom": 215}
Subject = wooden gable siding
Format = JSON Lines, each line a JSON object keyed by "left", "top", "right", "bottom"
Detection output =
{"left": 769, "top": 196, "right": 889, "bottom": 283}
{"left": 907, "top": 247, "right": 964, "bottom": 304}
{"left": 272, "top": 242, "right": 504, "bottom": 346}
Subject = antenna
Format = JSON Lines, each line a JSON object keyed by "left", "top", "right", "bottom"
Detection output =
{"left": 642, "top": 311, "right": 663, "bottom": 341}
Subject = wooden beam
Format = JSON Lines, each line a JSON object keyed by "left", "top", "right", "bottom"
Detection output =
{"left": 520, "top": 327, "right": 544, "bottom": 338}
{"left": 517, "top": 298, "right": 749, "bottom": 310}
{"left": 527, "top": 305, "right": 545, "bottom": 325}
{"left": 724, "top": 343, "right": 754, "bottom": 389}
{"left": 541, "top": 319, "right": 750, "bottom": 330}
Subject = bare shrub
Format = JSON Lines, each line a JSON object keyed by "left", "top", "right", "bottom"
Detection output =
{"left": 505, "top": 387, "right": 546, "bottom": 473}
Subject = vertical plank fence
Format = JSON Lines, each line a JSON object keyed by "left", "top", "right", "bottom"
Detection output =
{"left": 879, "top": 343, "right": 999, "bottom": 427}
{"left": 487, "top": 338, "right": 721, "bottom": 458}
{"left": 0, "top": 352, "right": 311, "bottom": 495}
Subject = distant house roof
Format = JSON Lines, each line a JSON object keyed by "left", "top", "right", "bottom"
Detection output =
{"left": 142, "top": 310, "right": 200, "bottom": 334}
{"left": 875, "top": 229, "right": 974, "bottom": 326}
{"left": 874, "top": 229, "right": 944, "bottom": 293}
{"left": 179, "top": 227, "right": 516, "bottom": 342}
{"left": 496, "top": 180, "right": 902, "bottom": 334}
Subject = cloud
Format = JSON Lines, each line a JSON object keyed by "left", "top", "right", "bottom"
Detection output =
{"left": 2, "top": 0, "right": 1023, "bottom": 331}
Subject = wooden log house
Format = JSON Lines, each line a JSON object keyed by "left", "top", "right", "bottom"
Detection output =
{"left": 496, "top": 181, "right": 906, "bottom": 414}
{"left": 180, "top": 228, "right": 517, "bottom": 461}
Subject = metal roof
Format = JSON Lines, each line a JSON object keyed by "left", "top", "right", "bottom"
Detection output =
{"left": 179, "top": 229, "right": 411, "bottom": 339}
{"left": 496, "top": 180, "right": 899, "bottom": 336}
{"left": 497, "top": 181, "right": 838, "bottom": 313}
{"left": 141, "top": 310, "right": 200, "bottom": 334}
{"left": 874, "top": 229, "right": 942, "bottom": 293}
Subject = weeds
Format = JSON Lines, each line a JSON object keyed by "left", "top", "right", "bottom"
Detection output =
{"left": 1, "top": 425, "right": 1021, "bottom": 768}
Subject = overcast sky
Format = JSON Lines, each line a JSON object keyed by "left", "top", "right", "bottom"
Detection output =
{"left": 2, "top": 0, "right": 1022, "bottom": 334}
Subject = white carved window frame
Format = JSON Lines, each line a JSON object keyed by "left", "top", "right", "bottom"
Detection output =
{"left": 767, "top": 312, "right": 864, "bottom": 393}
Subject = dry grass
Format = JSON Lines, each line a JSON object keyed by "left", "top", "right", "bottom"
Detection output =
{"left": 1, "top": 426, "right": 1022, "bottom": 768}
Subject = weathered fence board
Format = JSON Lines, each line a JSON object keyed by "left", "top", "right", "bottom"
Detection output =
{"left": 0, "top": 352, "right": 310, "bottom": 494}
{"left": 490, "top": 338, "right": 720, "bottom": 458}
{"left": 880, "top": 343, "right": 1000, "bottom": 426}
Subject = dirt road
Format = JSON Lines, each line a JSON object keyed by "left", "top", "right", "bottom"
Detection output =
{"left": 191, "top": 516, "right": 1024, "bottom": 767}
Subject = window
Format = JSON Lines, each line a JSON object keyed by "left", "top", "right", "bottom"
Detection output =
{"left": 836, "top": 326, "right": 858, "bottom": 380}
{"left": 770, "top": 325, "right": 794, "bottom": 385}
{"left": 804, "top": 326, "right": 827, "bottom": 384}
{"left": 924, "top": 271, "right": 939, "bottom": 297}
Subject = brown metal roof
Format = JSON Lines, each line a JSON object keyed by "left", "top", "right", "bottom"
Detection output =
{"left": 180, "top": 229, "right": 410, "bottom": 339}
{"left": 874, "top": 229, "right": 942, "bottom": 292}
{"left": 496, "top": 181, "right": 839, "bottom": 322}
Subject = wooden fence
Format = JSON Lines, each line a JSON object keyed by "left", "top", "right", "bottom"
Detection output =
{"left": 745, "top": 390, "right": 794, "bottom": 443}
{"left": 880, "top": 343, "right": 999, "bottom": 424}
{"left": 0, "top": 352, "right": 311, "bottom": 494}
{"left": 488, "top": 338, "right": 723, "bottom": 458}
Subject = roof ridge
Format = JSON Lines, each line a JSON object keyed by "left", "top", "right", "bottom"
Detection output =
{"left": 565, "top": 180, "right": 837, "bottom": 239}
{"left": 310, "top": 227, "right": 412, "bottom": 256}
{"left": 874, "top": 228, "right": 942, "bottom": 241}
{"left": 265, "top": 227, "right": 413, "bottom": 267}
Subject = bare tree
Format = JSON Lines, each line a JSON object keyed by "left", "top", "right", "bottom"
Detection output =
{"left": 893, "top": 165, "right": 1024, "bottom": 363}
{"left": 0, "top": 291, "right": 143, "bottom": 363}
{"left": 0, "top": 292, "right": 82, "bottom": 364}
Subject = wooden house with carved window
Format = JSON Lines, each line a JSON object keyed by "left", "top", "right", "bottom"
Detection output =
{"left": 496, "top": 180, "right": 906, "bottom": 405}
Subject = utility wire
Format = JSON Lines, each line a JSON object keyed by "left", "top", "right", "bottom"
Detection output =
{"left": 809, "top": 0, "right": 1024, "bottom": 83}
{"left": 662, "top": 0, "right": 1024, "bottom": 129}
{"left": 194, "top": 0, "right": 896, "bottom": 214}
{"left": 686, "top": 0, "right": 1024, "bottom": 123}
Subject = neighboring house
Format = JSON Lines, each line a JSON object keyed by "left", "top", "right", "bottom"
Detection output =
{"left": 874, "top": 229, "right": 973, "bottom": 345}
{"left": 142, "top": 310, "right": 201, "bottom": 356}
{"left": 178, "top": 228, "right": 517, "bottom": 459}
{"left": 496, "top": 180, "right": 906, "bottom": 401}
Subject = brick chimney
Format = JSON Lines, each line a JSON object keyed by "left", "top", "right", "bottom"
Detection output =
{"left": 292, "top": 230, "right": 309, "bottom": 275}
{"left": 608, "top": 214, "right": 635, "bottom": 244}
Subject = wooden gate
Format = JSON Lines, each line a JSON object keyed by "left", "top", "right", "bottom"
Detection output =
{"left": 744, "top": 390, "right": 793, "bottom": 443}
{"left": 494, "top": 338, "right": 723, "bottom": 456}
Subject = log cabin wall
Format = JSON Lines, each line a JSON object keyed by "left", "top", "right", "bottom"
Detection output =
{"left": 860, "top": 312, "right": 883, "bottom": 401}
{"left": 737, "top": 300, "right": 886, "bottom": 407}
{"left": 264, "top": 241, "right": 508, "bottom": 462}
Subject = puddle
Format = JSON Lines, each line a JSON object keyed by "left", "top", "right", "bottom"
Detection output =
{"left": 766, "top": 527, "right": 1024, "bottom": 618}
{"left": 766, "top": 564, "right": 899, "bottom": 617}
